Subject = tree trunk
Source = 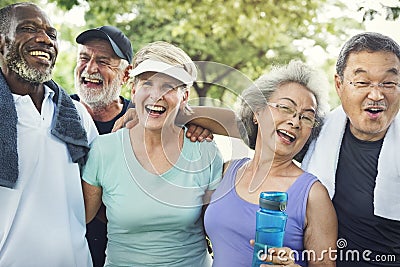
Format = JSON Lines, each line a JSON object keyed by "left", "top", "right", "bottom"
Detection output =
{"left": 193, "top": 82, "right": 209, "bottom": 106}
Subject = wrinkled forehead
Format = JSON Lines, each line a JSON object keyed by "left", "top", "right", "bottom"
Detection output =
{"left": 345, "top": 51, "right": 400, "bottom": 77}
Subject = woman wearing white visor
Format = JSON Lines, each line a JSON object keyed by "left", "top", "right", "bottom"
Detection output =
{"left": 81, "top": 41, "right": 223, "bottom": 267}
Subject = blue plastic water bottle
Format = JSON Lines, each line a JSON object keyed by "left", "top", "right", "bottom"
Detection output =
{"left": 251, "top": 192, "right": 288, "bottom": 266}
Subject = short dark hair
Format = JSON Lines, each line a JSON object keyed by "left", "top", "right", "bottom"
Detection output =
{"left": 336, "top": 32, "right": 400, "bottom": 78}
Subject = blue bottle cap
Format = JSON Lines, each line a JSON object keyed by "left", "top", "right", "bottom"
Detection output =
{"left": 259, "top": 192, "right": 288, "bottom": 211}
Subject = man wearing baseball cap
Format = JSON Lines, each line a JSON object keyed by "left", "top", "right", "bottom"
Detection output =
{"left": 76, "top": 26, "right": 133, "bottom": 64}
{"left": 71, "top": 25, "right": 133, "bottom": 267}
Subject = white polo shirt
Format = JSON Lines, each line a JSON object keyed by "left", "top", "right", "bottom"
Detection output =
{"left": 0, "top": 85, "right": 98, "bottom": 267}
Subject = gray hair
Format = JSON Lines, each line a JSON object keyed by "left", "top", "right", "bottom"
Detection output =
{"left": 118, "top": 58, "right": 129, "bottom": 71}
{"left": 0, "top": 3, "right": 36, "bottom": 35}
{"left": 336, "top": 32, "right": 400, "bottom": 79}
{"left": 237, "top": 60, "right": 330, "bottom": 161}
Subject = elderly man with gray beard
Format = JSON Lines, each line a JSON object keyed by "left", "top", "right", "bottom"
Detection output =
{"left": 70, "top": 25, "right": 133, "bottom": 267}
{"left": 71, "top": 25, "right": 133, "bottom": 135}
{"left": 0, "top": 3, "right": 97, "bottom": 267}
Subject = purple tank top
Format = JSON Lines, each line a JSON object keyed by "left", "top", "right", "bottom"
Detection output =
{"left": 204, "top": 158, "right": 317, "bottom": 267}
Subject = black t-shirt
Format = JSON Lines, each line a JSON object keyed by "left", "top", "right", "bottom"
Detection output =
{"left": 70, "top": 94, "right": 131, "bottom": 134}
{"left": 333, "top": 122, "right": 400, "bottom": 266}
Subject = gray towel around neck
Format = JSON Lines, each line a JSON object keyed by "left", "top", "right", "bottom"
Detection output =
{"left": 0, "top": 72, "right": 18, "bottom": 189}
{"left": 0, "top": 72, "right": 90, "bottom": 189}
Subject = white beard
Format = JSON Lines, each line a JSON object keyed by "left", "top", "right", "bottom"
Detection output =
{"left": 75, "top": 69, "right": 122, "bottom": 110}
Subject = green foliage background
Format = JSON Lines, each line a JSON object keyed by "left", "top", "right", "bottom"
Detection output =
{"left": 3, "top": 0, "right": 400, "bottom": 110}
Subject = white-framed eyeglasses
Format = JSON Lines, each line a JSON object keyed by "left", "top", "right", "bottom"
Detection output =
{"left": 267, "top": 102, "right": 319, "bottom": 128}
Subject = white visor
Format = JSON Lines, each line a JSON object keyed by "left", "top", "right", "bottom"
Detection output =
{"left": 129, "top": 59, "right": 195, "bottom": 86}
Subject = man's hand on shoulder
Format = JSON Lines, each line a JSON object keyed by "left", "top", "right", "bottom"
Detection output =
{"left": 186, "top": 124, "right": 213, "bottom": 142}
{"left": 112, "top": 108, "right": 138, "bottom": 132}
{"left": 112, "top": 108, "right": 214, "bottom": 142}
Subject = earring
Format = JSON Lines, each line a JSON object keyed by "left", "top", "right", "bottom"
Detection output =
{"left": 253, "top": 118, "right": 258, "bottom": 125}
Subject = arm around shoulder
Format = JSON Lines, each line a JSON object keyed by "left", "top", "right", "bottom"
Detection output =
{"left": 176, "top": 106, "right": 242, "bottom": 138}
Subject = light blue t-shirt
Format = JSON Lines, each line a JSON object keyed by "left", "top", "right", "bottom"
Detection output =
{"left": 83, "top": 128, "right": 223, "bottom": 267}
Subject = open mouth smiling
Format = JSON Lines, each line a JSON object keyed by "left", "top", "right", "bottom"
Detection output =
{"left": 29, "top": 50, "right": 51, "bottom": 61}
{"left": 81, "top": 77, "right": 103, "bottom": 85}
{"left": 277, "top": 129, "right": 296, "bottom": 143}
{"left": 145, "top": 105, "right": 166, "bottom": 115}
{"left": 365, "top": 107, "right": 385, "bottom": 114}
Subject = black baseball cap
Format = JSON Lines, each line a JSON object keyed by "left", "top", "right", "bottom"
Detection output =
{"left": 76, "top": 25, "right": 133, "bottom": 64}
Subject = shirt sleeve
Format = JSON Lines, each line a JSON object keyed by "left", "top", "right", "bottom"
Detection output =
{"left": 73, "top": 100, "right": 99, "bottom": 144}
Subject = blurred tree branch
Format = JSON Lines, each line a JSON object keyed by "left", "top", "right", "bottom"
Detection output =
{"left": 7, "top": 0, "right": 396, "bottom": 106}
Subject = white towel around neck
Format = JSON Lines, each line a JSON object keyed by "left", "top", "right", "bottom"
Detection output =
{"left": 302, "top": 106, "right": 400, "bottom": 221}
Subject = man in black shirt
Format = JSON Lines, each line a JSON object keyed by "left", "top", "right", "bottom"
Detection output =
{"left": 71, "top": 25, "right": 133, "bottom": 134}
{"left": 303, "top": 32, "right": 400, "bottom": 266}
{"left": 71, "top": 25, "right": 133, "bottom": 267}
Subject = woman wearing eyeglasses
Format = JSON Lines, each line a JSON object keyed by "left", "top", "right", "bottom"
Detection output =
{"left": 111, "top": 60, "right": 338, "bottom": 266}
{"left": 192, "top": 60, "right": 337, "bottom": 266}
